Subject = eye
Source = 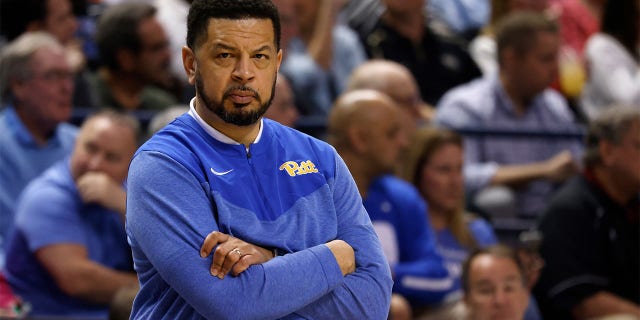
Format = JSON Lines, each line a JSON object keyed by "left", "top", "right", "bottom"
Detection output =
{"left": 254, "top": 53, "right": 268, "bottom": 60}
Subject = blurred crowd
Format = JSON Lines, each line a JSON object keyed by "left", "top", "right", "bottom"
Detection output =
{"left": 0, "top": 0, "right": 638, "bottom": 319}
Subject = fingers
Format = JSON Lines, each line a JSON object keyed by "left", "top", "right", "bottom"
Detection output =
{"left": 217, "top": 247, "right": 244, "bottom": 278}
{"left": 200, "top": 231, "right": 229, "bottom": 258}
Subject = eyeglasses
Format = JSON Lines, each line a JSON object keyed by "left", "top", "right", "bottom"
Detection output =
{"left": 31, "top": 70, "right": 74, "bottom": 83}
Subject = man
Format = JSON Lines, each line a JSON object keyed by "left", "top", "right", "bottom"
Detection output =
{"left": 0, "top": 0, "right": 94, "bottom": 108}
{"left": 346, "top": 59, "right": 433, "bottom": 138}
{"left": 435, "top": 11, "right": 583, "bottom": 235}
{"left": 3, "top": 110, "right": 139, "bottom": 317}
{"left": 462, "top": 245, "right": 530, "bottom": 320}
{"left": 92, "top": 2, "right": 177, "bottom": 111}
{"left": 125, "top": 0, "right": 392, "bottom": 318}
{"left": 534, "top": 106, "right": 640, "bottom": 319}
{"left": 328, "top": 89, "right": 454, "bottom": 318}
{"left": 0, "top": 32, "right": 77, "bottom": 264}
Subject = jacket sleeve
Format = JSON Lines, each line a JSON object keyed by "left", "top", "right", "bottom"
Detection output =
{"left": 291, "top": 154, "right": 393, "bottom": 319}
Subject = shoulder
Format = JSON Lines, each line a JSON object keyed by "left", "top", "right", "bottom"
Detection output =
{"left": 16, "top": 162, "right": 75, "bottom": 218}
{"left": 435, "top": 77, "right": 494, "bottom": 125}
{"left": 268, "top": 119, "right": 337, "bottom": 158}
{"left": 465, "top": 214, "right": 497, "bottom": 245}
{"left": 541, "top": 176, "right": 593, "bottom": 223}
{"left": 370, "top": 175, "right": 424, "bottom": 205}
{"left": 538, "top": 89, "right": 576, "bottom": 122}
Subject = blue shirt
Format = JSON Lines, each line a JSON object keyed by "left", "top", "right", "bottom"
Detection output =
{"left": 435, "top": 76, "right": 584, "bottom": 217}
{"left": 0, "top": 107, "right": 77, "bottom": 266}
{"left": 4, "top": 159, "right": 132, "bottom": 318}
{"left": 125, "top": 102, "right": 392, "bottom": 319}
{"left": 435, "top": 217, "right": 497, "bottom": 293}
{"left": 363, "top": 175, "right": 454, "bottom": 307}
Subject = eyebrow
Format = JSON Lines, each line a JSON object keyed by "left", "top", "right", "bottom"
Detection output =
{"left": 212, "top": 43, "right": 274, "bottom": 53}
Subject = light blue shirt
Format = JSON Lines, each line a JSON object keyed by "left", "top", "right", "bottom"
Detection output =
{"left": 0, "top": 107, "right": 77, "bottom": 266}
{"left": 435, "top": 76, "right": 584, "bottom": 217}
{"left": 428, "top": 0, "right": 490, "bottom": 34}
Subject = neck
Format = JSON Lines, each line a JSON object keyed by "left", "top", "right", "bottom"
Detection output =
{"left": 593, "top": 166, "right": 637, "bottom": 205}
{"left": 101, "top": 68, "right": 146, "bottom": 111}
{"left": 14, "top": 106, "right": 54, "bottom": 145}
{"left": 381, "top": 9, "right": 424, "bottom": 44}
{"left": 499, "top": 72, "right": 528, "bottom": 116}
{"left": 194, "top": 97, "right": 260, "bottom": 148}
{"left": 428, "top": 207, "right": 447, "bottom": 231}
{"left": 341, "top": 152, "right": 373, "bottom": 198}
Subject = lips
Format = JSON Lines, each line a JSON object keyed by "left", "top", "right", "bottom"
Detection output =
{"left": 229, "top": 94, "right": 254, "bottom": 104}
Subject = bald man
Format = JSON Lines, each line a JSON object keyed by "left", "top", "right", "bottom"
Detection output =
{"left": 328, "top": 89, "right": 456, "bottom": 318}
{"left": 346, "top": 59, "right": 434, "bottom": 137}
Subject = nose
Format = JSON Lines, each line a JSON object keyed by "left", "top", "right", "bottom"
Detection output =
{"left": 87, "top": 154, "right": 104, "bottom": 171}
{"left": 493, "top": 289, "right": 507, "bottom": 305}
{"left": 231, "top": 55, "right": 255, "bottom": 83}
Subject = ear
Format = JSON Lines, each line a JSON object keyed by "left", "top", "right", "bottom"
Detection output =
{"left": 276, "top": 48, "right": 283, "bottom": 73}
{"left": 348, "top": 125, "right": 369, "bottom": 154}
{"left": 116, "top": 49, "right": 136, "bottom": 72}
{"left": 10, "top": 78, "right": 29, "bottom": 102}
{"left": 599, "top": 140, "right": 615, "bottom": 167}
{"left": 182, "top": 46, "right": 197, "bottom": 85}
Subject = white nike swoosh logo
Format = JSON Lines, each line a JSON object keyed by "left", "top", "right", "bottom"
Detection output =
{"left": 210, "top": 168, "right": 234, "bottom": 176}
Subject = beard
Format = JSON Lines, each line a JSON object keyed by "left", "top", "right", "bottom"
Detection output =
{"left": 195, "top": 71, "right": 276, "bottom": 126}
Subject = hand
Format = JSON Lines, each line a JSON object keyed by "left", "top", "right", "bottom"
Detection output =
{"left": 326, "top": 240, "right": 355, "bottom": 276}
{"left": 543, "top": 150, "right": 579, "bottom": 182}
{"left": 76, "top": 172, "right": 126, "bottom": 213}
{"left": 200, "top": 231, "right": 275, "bottom": 279}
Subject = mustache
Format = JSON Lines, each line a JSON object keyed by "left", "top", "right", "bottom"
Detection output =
{"left": 224, "top": 85, "right": 260, "bottom": 99}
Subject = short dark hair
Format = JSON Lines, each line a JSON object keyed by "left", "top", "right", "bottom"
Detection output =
{"left": 495, "top": 11, "right": 558, "bottom": 66}
{"left": 95, "top": 2, "right": 157, "bottom": 71}
{"left": 583, "top": 106, "right": 640, "bottom": 168}
{"left": 461, "top": 244, "right": 526, "bottom": 292}
{"left": 186, "top": 0, "right": 280, "bottom": 51}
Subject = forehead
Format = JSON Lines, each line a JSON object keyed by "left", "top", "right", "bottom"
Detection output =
{"left": 30, "top": 46, "right": 69, "bottom": 70}
{"left": 81, "top": 118, "right": 136, "bottom": 145}
{"left": 202, "top": 18, "right": 275, "bottom": 49}
{"left": 470, "top": 255, "right": 521, "bottom": 283}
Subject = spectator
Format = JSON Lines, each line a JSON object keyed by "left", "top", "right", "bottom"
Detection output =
{"left": 462, "top": 244, "right": 531, "bottom": 320}
{"left": 280, "top": 0, "right": 367, "bottom": 117}
{"left": 469, "top": 0, "right": 551, "bottom": 76}
{"left": 346, "top": 59, "right": 433, "bottom": 137}
{"left": 0, "top": 0, "right": 95, "bottom": 108}
{"left": 580, "top": 0, "right": 640, "bottom": 121}
{"left": 264, "top": 73, "right": 299, "bottom": 128}
{"left": 354, "top": 0, "right": 482, "bottom": 107}
{"left": 435, "top": 11, "right": 583, "bottom": 239}
{"left": 0, "top": 32, "right": 78, "bottom": 266}
{"left": 3, "top": 110, "right": 139, "bottom": 318}
{"left": 328, "top": 89, "right": 453, "bottom": 318}
{"left": 92, "top": 2, "right": 177, "bottom": 111}
{"left": 125, "top": 0, "right": 392, "bottom": 318}
{"left": 400, "top": 127, "right": 498, "bottom": 295}
{"left": 534, "top": 106, "right": 640, "bottom": 319}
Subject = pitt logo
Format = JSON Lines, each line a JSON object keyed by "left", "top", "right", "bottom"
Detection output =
{"left": 279, "top": 160, "right": 319, "bottom": 177}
